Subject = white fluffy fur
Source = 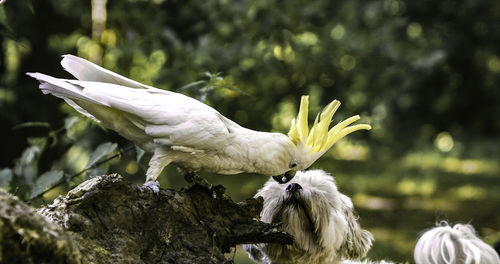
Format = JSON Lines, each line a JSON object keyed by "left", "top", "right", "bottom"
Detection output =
{"left": 414, "top": 221, "right": 500, "bottom": 264}
{"left": 243, "top": 169, "right": 374, "bottom": 264}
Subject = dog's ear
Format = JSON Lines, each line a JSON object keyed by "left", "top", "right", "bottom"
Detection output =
{"left": 243, "top": 244, "right": 266, "bottom": 263}
{"left": 338, "top": 194, "right": 374, "bottom": 259}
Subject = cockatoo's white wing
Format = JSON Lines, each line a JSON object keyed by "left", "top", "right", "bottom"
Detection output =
{"left": 59, "top": 54, "right": 240, "bottom": 150}
{"left": 70, "top": 80, "right": 236, "bottom": 150}
{"left": 60, "top": 54, "right": 152, "bottom": 89}
{"left": 27, "top": 73, "right": 238, "bottom": 153}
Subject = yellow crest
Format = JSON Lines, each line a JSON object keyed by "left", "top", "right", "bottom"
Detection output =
{"left": 288, "top": 96, "right": 371, "bottom": 154}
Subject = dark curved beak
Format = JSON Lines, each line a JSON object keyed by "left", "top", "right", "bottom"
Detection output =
{"left": 272, "top": 171, "right": 296, "bottom": 184}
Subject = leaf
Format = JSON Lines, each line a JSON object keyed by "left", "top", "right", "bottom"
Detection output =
{"left": 64, "top": 116, "right": 79, "bottom": 131}
{"left": 135, "top": 145, "right": 146, "bottom": 163}
{"left": 14, "top": 138, "right": 46, "bottom": 183}
{"left": 0, "top": 5, "right": 13, "bottom": 32}
{"left": 65, "top": 116, "right": 89, "bottom": 140}
{"left": 27, "top": 137, "right": 47, "bottom": 148}
{"left": 212, "top": 83, "right": 250, "bottom": 96}
{"left": 18, "top": 145, "right": 41, "bottom": 166}
{"left": 204, "top": 72, "right": 250, "bottom": 96}
{"left": 85, "top": 142, "right": 118, "bottom": 169}
{"left": 176, "top": 80, "right": 206, "bottom": 92}
{"left": 0, "top": 168, "right": 13, "bottom": 188}
{"left": 29, "top": 170, "right": 64, "bottom": 199}
{"left": 204, "top": 71, "right": 222, "bottom": 80}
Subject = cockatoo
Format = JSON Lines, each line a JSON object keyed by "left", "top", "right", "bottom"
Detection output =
{"left": 27, "top": 55, "right": 371, "bottom": 188}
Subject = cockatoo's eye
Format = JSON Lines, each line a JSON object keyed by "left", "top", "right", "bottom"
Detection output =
{"left": 289, "top": 162, "right": 297, "bottom": 169}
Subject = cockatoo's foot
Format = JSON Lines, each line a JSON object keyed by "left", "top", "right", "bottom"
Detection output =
{"left": 142, "top": 181, "right": 160, "bottom": 193}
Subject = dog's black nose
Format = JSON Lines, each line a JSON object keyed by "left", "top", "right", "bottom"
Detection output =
{"left": 286, "top": 183, "right": 302, "bottom": 193}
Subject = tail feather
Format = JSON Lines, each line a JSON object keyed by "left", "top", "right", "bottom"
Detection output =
{"left": 26, "top": 71, "right": 154, "bottom": 148}
{"left": 26, "top": 72, "right": 103, "bottom": 121}
{"left": 61, "top": 54, "right": 150, "bottom": 89}
{"left": 26, "top": 72, "right": 101, "bottom": 104}
{"left": 63, "top": 98, "right": 100, "bottom": 122}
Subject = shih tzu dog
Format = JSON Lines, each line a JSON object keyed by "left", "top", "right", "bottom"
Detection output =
{"left": 243, "top": 169, "right": 374, "bottom": 264}
{"left": 414, "top": 221, "right": 500, "bottom": 264}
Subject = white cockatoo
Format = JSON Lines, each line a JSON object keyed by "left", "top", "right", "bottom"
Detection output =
{"left": 27, "top": 55, "right": 371, "bottom": 188}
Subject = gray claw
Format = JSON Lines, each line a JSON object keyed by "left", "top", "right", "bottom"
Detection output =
{"left": 143, "top": 181, "right": 160, "bottom": 193}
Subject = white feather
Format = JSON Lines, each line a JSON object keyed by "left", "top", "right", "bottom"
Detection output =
{"left": 61, "top": 54, "right": 150, "bottom": 89}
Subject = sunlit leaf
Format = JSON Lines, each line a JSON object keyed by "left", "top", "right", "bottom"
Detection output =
{"left": 0, "top": 6, "right": 14, "bottom": 35}
{"left": 64, "top": 116, "right": 80, "bottom": 131}
{"left": 65, "top": 116, "right": 90, "bottom": 140}
{"left": 27, "top": 137, "right": 47, "bottom": 148}
{"left": 29, "top": 170, "right": 64, "bottom": 199}
{"left": 85, "top": 142, "right": 118, "bottom": 169}
{"left": 17, "top": 146, "right": 40, "bottom": 167}
{"left": 212, "top": 83, "right": 250, "bottom": 96}
{"left": 0, "top": 168, "right": 13, "bottom": 188}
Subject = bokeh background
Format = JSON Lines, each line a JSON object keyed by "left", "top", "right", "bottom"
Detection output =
{"left": 1, "top": 0, "right": 500, "bottom": 263}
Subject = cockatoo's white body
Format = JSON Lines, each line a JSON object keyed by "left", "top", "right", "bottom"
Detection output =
{"left": 27, "top": 55, "right": 370, "bottom": 185}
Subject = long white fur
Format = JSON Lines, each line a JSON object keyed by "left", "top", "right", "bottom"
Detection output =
{"left": 414, "top": 221, "right": 500, "bottom": 264}
{"left": 244, "top": 169, "right": 375, "bottom": 264}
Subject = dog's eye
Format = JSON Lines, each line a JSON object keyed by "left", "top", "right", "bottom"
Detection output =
{"left": 289, "top": 162, "right": 297, "bottom": 168}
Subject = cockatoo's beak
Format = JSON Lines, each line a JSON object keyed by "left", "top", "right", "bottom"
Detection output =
{"left": 272, "top": 170, "right": 297, "bottom": 184}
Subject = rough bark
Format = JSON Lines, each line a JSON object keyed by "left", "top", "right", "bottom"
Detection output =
{"left": 0, "top": 174, "right": 293, "bottom": 264}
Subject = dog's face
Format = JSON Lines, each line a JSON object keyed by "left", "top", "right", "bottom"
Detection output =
{"left": 244, "top": 170, "right": 373, "bottom": 264}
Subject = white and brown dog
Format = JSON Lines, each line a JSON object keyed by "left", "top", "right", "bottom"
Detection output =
{"left": 243, "top": 169, "right": 374, "bottom": 264}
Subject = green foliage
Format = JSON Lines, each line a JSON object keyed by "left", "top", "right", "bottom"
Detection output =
{"left": 29, "top": 170, "right": 63, "bottom": 199}
{"left": 0, "top": 168, "right": 12, "bottom": 187}
{"left": 14, "top": 137, "right": 46, "bottom": 185}
{"left": 0, "top": 115, "right": 124, "bottom": 201}
{"left": 83, "top": 142, "right": 118, "bottom": 180}
{"left": 85, "top": 142, "right": 117, "bottom": 173}
{"left": 177, "top": 71, "right": 248, "bottom": 101}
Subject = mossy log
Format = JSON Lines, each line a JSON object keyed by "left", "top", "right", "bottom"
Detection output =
{"left": 0, "top": 174, "right": 293, "bottom": 264}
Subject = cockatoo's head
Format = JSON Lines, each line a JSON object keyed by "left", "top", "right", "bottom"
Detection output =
{"left": 273, "top": 96, "right": 371, "bottom": 184}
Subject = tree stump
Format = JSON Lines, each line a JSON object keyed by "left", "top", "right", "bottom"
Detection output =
{"left": 0, "top": 174, "right": 293, "bottom": 264}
